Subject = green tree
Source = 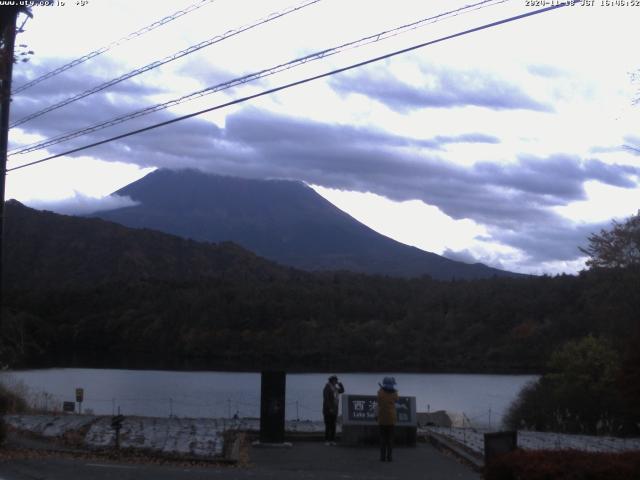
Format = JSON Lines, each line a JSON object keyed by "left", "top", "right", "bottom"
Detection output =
{"left": 547, "top": 335, "right": 619, "bottom": 392}
{"left": 504, "top": 336, "right": 626, "bottom": 434}
{"left": 580, "top": 211, "right": 640, "bottom": 269}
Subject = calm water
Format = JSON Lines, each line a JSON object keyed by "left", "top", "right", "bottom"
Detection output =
{"left": 1, "top": 369, "right": 537, "bottom": 428}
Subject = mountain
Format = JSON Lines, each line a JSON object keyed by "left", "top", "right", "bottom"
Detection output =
{"left": 95, "top": 169, "right": 517, "bottom": 280}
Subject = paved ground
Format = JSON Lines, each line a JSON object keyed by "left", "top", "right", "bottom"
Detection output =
{"left": 0, "top": 439, "right": 480, "bottom": 480}
{"left": 247, "top": 441, "right": 480, "bottom": 479}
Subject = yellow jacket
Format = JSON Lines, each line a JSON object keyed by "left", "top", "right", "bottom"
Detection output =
{"left": 377, "top": 388, "right": 398, "bottom": 425}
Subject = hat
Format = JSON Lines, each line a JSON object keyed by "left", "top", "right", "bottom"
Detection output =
{"left": 379, "top": 376, "right": 397, "bottom": 391}
{"left": 328, "top": 374, "right": 338, "bottom": 381}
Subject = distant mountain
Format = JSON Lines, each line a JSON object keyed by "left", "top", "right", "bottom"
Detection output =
{"left": 95, "top": 169, "right": 517, "bottom": 280}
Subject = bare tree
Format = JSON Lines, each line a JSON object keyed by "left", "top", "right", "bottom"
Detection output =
{"left": 580, "top": 211, "right": 640, "bottom": 269}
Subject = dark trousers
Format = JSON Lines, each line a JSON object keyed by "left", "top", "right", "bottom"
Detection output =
{"left": 379, "top": 425, "right": 394, "bottom": 460}
{"left": 324, "top": 413, "right": 337, "bottom": 442}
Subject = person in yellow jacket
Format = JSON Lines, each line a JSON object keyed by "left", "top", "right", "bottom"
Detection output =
{"left": 376, "top": 376, "right": 398, "bottom": 462}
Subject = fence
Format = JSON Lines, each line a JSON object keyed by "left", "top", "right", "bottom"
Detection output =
{"left": 13, "top": 387, "right": 324, "bottom": 421}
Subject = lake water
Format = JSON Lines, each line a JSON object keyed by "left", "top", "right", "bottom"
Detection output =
{"left": 1, "top": 369, "right": 537, "bottom": 428}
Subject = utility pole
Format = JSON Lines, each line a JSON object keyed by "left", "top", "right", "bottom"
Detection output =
{"left": 0, "top": 5, "right": 26, "bottom": 356}
{"left": 0, "top": 4, "right": 21, "bottom": 441}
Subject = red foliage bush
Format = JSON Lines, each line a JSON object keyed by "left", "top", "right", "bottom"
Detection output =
{"left": 483, "top": 449, "right": 640, "bottom": 480}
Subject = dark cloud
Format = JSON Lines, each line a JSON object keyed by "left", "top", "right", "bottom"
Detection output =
{"left": 442, "top": 248, "right": 477, "bottom": 264}
{"left": 419, "top": 133, "right": 499, "bottom": 150}
{"left": 11, "top": 91, "right": 638, "bottom": 267}
{"left": 9, "top": 57, "right": 174, "bottom": 154}
{"left": 8, "top": 60, "right": 204, "bottom": 156}
{"left": 475, "top": 156, "right": 637, "bottom": 200}
{"left": 12, "top": 57, "right": 168, "bottom": 100}
{"left": 329, "top": 64, "right": 553, "bottom": 113}
{"left": 623, "top": 135, "right": 640, "bottom": 155}
{"left": 489, "top": 220, "right": 608, "bottom": 264}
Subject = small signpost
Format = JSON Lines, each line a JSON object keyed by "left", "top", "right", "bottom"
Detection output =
{"left": 75, "top": 388, "right": 84, "bottom": 414}
{"left": 63, "top": 401, "right": 75, "bottom": 413}
{"left": 111, "top": 412, "right": 125, "bottom": 449}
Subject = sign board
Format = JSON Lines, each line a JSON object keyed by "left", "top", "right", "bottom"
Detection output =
{"left": 484, "top": 431, "right": 518, "bottom": 463}
{"left": 75, "top": 388, "right": 84, "bottom": 403}
{"left": 341, "top": 394, "right": 416, "bottom": 426}
{"left": 63, "top": 401, "right": 75, "bottom": 412}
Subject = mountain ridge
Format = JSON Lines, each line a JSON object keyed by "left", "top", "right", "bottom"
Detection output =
{"left": 96, "top": 169, "right": 518, "bottom": 280}
{"left": 3, "top": 199, "right": 295, "bottom": 290}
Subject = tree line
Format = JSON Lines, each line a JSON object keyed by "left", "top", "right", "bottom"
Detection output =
{"left": 3, "top": 262, "right": 638, "bottom": 375}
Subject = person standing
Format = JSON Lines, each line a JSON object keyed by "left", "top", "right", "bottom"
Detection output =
{"left": 377, "top": 376, "right": 398, "bottom": 462}
{"left": 322, "top": 375, "right": 345, "bottom": 445}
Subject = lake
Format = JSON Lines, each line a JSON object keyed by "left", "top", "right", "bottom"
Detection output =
{"left": 1, "top": 369, "right": 537, "bottom": 428}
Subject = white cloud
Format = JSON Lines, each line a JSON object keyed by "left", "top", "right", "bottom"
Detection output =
{"left": 311, "top": 185, "right": 489, "bottom": 255}
{"left": 553, "top": 181, "right": 640, "bottom": 224}
{"left": 27, "top": 192, "right": 139, "bottom": 215}
{"left": 6, "top": 157, "right": 155, "bottom": 201}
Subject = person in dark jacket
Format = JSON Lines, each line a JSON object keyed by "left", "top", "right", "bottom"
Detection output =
{"left": 322, "top": 375, "right": 345, "bottom": 445}
{"left": 377, "top": 376, "right": 398, "bottom": 462}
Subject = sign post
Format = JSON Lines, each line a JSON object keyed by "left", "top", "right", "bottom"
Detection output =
{"left": 75, "top": 388, "right": 84, "bottom": 414}
{"left": 111, "top": 411, "right": 124, "bottom": 449}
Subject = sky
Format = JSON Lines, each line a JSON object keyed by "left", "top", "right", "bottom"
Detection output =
{"left": 5, "top": 0, "right": 640, "bottom": 275}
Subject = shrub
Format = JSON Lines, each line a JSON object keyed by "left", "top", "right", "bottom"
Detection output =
{"left": 0, "top": 378, "right": 30, "bottom": 447}
{"left": 0, "top": 418, "right": 6, "bottom": 446}
{"left": 0, "top": 379, "right": 29, "bottom": 414}
{"left": 504, "top": 336, "right": 629, "bottom": 434}
{"left": 484, "top": 449, "right": 640, "bottom": 480}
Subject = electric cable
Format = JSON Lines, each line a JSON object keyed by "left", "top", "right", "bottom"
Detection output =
{"left": 10, "top": 0, "right": 321, "bottom": 128}
{"left": 9, "top": 0, "right": 507, "bottom": 156}
{"left": 7, "top": 2, "right": 573, "bottom": 172}
{"left": 12, "top": 0, "right": 218, "bottom": 94}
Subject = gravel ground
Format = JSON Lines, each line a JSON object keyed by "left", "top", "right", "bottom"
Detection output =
{"left": 4, "top": 414, "right": 330, "bottom": 459}
{"left": 8, "top": 414, "right": 639, "bottom": 462}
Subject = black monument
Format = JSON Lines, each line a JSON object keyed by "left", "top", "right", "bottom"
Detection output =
{"left": 259, "top": 371, "right": 286, "bottom": 444}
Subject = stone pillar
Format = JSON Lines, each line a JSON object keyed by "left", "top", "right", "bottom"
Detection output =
{"left": 259, "top": 371, "right": 286, "bottom": 444}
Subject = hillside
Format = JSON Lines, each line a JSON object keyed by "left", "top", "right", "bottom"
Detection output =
{"left": 2, "top": 200, "right": 294, "bottom": 290}
{"left": 95, "top": 169, "right": 517, "bottom": 280}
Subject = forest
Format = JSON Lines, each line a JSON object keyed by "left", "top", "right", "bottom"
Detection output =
{"left": 1, "top": 203, "right": 639, "bottom": 379}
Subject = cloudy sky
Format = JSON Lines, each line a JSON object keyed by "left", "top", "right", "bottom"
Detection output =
{"left": 6, "top": 0, "right": 640, "bottom": 274}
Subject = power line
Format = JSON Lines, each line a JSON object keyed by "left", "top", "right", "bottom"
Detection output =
{"left": 7, "top": 2, "right": 572, "bottom": 173}
{"left": 9, "top": 0, "right": 507, "bottom": 156}
{"left": 10, "top": 0, "right": 321, "bottom": 129}
{"left": 11, "top": 0, "right": 218, "bottom": 94}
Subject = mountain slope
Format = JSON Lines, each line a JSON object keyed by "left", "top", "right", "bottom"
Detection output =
{"left": 95, "top": 169, "right": 516, "bottom": 280}
{"left": 3, "top": 200, "right": 293, "bottom": 290}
